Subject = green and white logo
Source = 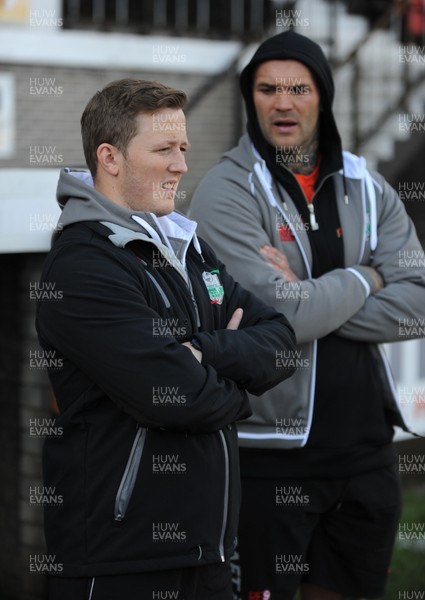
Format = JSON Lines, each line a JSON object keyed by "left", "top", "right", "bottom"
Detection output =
{"left": 202, "top": 270, "right": 224, "bottom": 305}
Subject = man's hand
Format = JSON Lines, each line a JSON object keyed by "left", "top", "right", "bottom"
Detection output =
{"left": 181, "top": 341, "right": 203, "bottom": 363}
{"left": 361, "top": 266, "right": 384, "bottom": 293}
{"left": 181, "top": 308, "right": 244, "bottom": 363}
{"left": 182, "top": 308, "right": 243, "bottom": 362}
{"left": 260, "top": 245, "right": 384, "bottom": 294}
{"left": 260, "top": 245, "right": 299, "bottom": 282}
{"left": 226, "top": 307, "right": 243, "bottom": 330}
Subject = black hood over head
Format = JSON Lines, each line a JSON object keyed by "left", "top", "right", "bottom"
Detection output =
{"left": 240, "top": 30, "right": 343, "bottom": 182}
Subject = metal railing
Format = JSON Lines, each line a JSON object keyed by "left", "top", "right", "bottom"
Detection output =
{"left": 62, "top": 0, "right": 289, "bottom": 40}
{"left": 332, "top": 0, "right": 425, "bottom": 153}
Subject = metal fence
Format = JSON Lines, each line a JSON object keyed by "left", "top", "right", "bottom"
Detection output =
{"left": 62, "top": 0, "right": 290, "bottom": 39}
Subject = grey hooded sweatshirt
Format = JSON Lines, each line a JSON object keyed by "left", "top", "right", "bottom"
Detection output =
{"left": 190, "top": 32, "right": 425, "bottom": 469}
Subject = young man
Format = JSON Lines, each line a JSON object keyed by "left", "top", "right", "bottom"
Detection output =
{"left": 35, "top": 78, "right": 296, "bottom": 600}
{"left": 190, "top": 31, "right": 425, "bottom": 599}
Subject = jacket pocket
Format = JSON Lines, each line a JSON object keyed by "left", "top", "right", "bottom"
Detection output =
{"left": 114, "top": 426, "right": 147, "bottom": 521}
{"left": 145, "top": 271, "right": 171, "bottom": 308}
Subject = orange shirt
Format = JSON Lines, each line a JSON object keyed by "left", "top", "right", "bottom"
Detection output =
{"left": 294, "top": 160, "right": 320, "bottom": 203}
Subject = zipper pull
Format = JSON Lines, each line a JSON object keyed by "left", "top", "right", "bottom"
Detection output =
{"left": 187, "top": 278, "right": 201, "bottom": 328}
{"left": 307, "top": 203, "right": 319, "bottom": 231}
{"left": 191, "top": 293, "right": 201, "bottom": 328}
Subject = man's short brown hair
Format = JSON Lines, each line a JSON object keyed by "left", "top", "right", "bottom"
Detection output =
{"left": 81, "top": 78, "right": 187, "bottom": 179}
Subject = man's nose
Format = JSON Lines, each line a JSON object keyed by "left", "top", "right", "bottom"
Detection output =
{"left": 273, "top": 90, "right": 295, "bottom": 111}
{"left": 170, "top": 151, "right": 188, "bottom": 174}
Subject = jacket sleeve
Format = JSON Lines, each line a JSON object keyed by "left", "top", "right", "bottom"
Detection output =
{"left": 335, "top": 174, "right": 425, "bottom": 342}
{"left": 189, "top": 164, "right": 374, "bottom": 345}
{"left": 192, "top": 244, "right": 297, "bottom": 395}
{"left": 36, "top": 238, "right": 251, "bottom": 433}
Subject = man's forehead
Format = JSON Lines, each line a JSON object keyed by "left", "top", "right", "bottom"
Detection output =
{"left": 254, "top": 59, "right": 314, "bottom": 80}
{"left": 136, "top": 108, "right": 185, "bottom": 125}
{"left": 135, "top": 108, "right": 188, "bottom": 141}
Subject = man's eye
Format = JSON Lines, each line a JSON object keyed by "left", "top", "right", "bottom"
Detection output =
{"left": 297, "top": 86, "right": 309, "bottom": 94}
{"left": 258, "top": 87, "right": 274, "bottom": 94}
{"left": 288, "top": 86, "right": 309, "bottom": 94}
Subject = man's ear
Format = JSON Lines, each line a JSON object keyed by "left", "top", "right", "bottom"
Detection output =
{"left": 96, "top": 143, "right": 121, "bottom": 177}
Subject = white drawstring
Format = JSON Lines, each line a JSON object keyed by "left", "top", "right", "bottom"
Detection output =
{"left": 365, "top": 170, "right": 378, "bottom": 253}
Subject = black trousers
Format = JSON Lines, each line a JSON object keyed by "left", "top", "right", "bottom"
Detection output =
{"left": 233, "top": 464, "right": 402, "bottom": 599}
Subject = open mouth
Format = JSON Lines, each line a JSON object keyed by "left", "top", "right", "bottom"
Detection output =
{"left": 273, "top": 119, "right": 298, "bottom": 131}
{"left": 161, "top": 182, "right": 178, "bottom": 192}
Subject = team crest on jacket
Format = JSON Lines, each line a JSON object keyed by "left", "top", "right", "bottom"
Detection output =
{"left": 278, "top": 224, "right": 295, "bottom": 242}
{"left": 202, "top": 270, "right": 224, "bottom": 305}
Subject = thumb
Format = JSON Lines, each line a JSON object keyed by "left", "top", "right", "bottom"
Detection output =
{"left": 226, "top": 308, "right": 244, "bottom": 330}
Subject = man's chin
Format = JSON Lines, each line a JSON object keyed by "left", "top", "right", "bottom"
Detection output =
{"left": 272, "top": 135, "right": 299, "bottom": 150}
{"left": 152, "top": 204, "right": 175, "bottom": 217}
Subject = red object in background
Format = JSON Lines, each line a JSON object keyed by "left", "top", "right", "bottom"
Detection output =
{"left": 407, "top": 0, "right": 425, "bottom": 38}
{"left": 395, "top": 0, "right": 425, "bottom": 42}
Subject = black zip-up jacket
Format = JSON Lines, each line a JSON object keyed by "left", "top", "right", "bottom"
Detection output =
{"left": 35, "top": 169, "right": 296, "bottom": 577}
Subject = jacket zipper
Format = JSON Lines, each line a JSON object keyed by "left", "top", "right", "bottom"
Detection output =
{"left": 144, "top": 250, "right": 200, "bottom": 329}
{"left": 275, "top": 174, "right": 337, "bottom": 446}
{"left": 114, "top": 426, "right": 147, "bottom": 521}
{"left": 186, "top": 276, "right": 201, "bottom": 328}
{"left": 254, "top": 162, "right": 319, "bottom": 445}
{"left": 290, "top": 168, "right": 336, "bottom": 233}
{"left": 218, "top": 429, "right": 230, "bottom": 562}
